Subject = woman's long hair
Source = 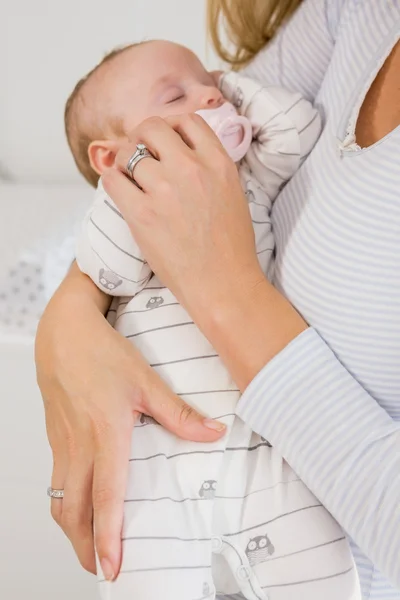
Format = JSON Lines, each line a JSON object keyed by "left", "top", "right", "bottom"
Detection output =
{"left": 207, "top": 0, "right": 303, "bottom": 69}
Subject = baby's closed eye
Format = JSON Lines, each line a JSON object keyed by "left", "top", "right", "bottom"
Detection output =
{"left": 163, "top": 88, "right": 185, "bottom": 104}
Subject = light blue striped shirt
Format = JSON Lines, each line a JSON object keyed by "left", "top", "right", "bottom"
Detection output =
{"left": 238, "top": 1, "right": 400, "bottom": 598}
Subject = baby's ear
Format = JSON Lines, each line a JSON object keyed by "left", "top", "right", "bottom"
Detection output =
{"left": 88, "top": 140, "right": 120, "bottom": 175}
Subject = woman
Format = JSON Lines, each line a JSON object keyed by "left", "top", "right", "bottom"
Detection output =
{"left": 36, "top": 0, "right": 400, "bottom": 598}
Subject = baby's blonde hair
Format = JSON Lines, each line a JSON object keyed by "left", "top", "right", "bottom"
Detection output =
{"left": 64, "top": 43, "right": 141, "bottom": 187}
{"left": 207, "top": 0, "right": 303, "bottom": 69}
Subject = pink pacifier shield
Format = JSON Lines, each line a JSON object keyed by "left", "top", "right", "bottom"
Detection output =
{"left": 196, "top": 102, "right": 252, "bottom": 163}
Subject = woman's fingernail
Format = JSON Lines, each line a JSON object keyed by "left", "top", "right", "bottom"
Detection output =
{"left": 100, "top": 558, "right": 115, "bottom": 581}
{"left": 203, "top": 419, "right": 226, "bottom": 432}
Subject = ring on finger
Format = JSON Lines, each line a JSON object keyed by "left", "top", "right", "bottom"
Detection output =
{"left": 47, "top": 486, "right": 64, "bottom": 499}
{"left": 126, "top": 143, "right": 154, "bottom": 185}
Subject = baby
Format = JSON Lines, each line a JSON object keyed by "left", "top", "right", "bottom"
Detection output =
{"left": 67, "top": 40, "right": 360, "bottom": 600}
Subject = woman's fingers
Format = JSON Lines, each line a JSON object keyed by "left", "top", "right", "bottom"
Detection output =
{"left": 163, "top": 112, "right": 225, "bottom": 156}
{"left": 48, "top": 401, "right": 97, "bottom": 574}
{"left": 106, "top": 113, "right": 227, "bottom": 205}
{"left": 114, "top": 146, "right": 162, "bottom": 195}
{"left": 111, "top": 116, "right": 194, "bottom": 193}
{"left": 144, "top": 375, "right": 226, "bottom": 442}
{"left": 62, "top": 453, "right": 96, "bottom": 574}
{"left": 50, "top": 457, "right": 67, "bottom": 529}
{"left": 46, "top": 403, "right": 68, "bottom": 528}
{"left": 102, "top": 168, "right": 148, "bottom": 224}
{"left": 115, "top": 113, "right": 222, "bottom": 174}
{"left": 92, "top": 417, "right": 135, "bottom": 581}
{"left": 121, "top": 116, "right": 193, "bottom": 163}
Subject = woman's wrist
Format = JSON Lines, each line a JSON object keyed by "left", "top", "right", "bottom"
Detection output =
{"left": 192, "top": 270, "right": 308, "bottom": 391}
{"left": 36, "top": 262, "right": 112, "bottom": 373}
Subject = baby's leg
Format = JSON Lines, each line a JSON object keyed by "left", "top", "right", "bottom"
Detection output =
{"left": 211, "top": 419, "right": 361, "bottom": 600}
{"left": 100, "top": 278, "right": 244, "bottom": 599}
{"left": 98, "top": 395, "right": 238, "bottom": 600}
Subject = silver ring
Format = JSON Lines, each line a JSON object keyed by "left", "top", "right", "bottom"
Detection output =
{"left": 47, "top": 487, "right": 64, "bottom": 499}
{"left": 126, "top": 143, "right": 153, "bottom": 181}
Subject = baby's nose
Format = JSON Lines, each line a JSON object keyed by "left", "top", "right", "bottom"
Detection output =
{"left": 199, "top": 85, "right": 224, "bottom": 109}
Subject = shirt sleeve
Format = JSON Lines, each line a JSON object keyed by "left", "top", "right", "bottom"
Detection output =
{"left": 236, "top": 327, "right": 400, "bottom": 588}
{"left": 220, "top": 72, "right": 321, "bottom": 198}
{"left": 241, "top": 0, "right": 345, "bottom": 101}
{"left": 75, "top": 179, "right": 152, "bottom": 296}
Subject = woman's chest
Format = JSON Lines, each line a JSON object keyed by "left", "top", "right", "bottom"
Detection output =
{"left": 313, "top": 0, "right": 399, "bottom": 152}
{"left": 355, "top": 41, "right": 400, "bottom": 148}
{"left": 272, "top": 128, "right": 400, "bottom": 414}
{"left": 271, "top": 2, "right": 400, "bottom": 412}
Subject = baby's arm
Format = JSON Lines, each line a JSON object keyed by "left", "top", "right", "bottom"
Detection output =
{"left": 76, "top": 179, "right": 152, "bottom": 297}
{"left": 220, "top": 72, "right": 322, "bottom": 201}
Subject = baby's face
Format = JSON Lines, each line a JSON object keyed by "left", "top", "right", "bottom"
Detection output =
{"left": 103, "top": 40, "right": 224, "bottom": 137}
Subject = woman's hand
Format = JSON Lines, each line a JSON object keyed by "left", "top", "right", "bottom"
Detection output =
{"left": 103, "top": 114, "right": 265, "bottom": 325}
{"left": 103, "top": 115, "right": 307, "bottom": 391}
{"left": 35, "top": 264, "right": 225, "bottom": 580}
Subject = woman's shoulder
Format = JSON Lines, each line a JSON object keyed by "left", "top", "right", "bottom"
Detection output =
{"left": 332, "top": 0, "right": 399, "bottom": 34}
{"left": 241, "top": 0, "right": 346, "bottom": 100}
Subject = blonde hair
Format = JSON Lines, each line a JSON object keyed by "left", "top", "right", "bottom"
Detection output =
{"left": 64, "top": 43, "right": 141, "bottom": 187}
{"left": 207, "top": 0, "right": 303, "bottom": 69}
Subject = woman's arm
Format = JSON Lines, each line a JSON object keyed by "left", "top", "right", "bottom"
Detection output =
{"left": 196, "top": 279, "right": 400, "bottom": 588}
{"left": 55, "top": 260, "right": 112, "bottom": 312}
{"left": 35, "top": 262, "right": 225, "bottom": 579}
{"left": 241, "top": 0, "right": 344, "bottom": 101}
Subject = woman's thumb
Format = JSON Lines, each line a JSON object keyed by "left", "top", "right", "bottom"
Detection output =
{"left": 148, "top": 388, "right": 226, "bottom": 443}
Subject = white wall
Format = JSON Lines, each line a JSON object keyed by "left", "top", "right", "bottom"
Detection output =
{"left": 1, "top": 0, "right": 219, "bottom": 185}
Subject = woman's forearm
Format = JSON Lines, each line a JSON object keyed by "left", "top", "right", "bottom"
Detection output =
{"left": 60, "top": 261, "right": 111, "bottom": 315}
{"left": 233, "top": 325, "right": 400, "bottom": 588}
{"left": 194, "top": 273, "right": 400, "bottom": 587}
{"left": 35, "top": 262, "right": 112, "bottom": 376}
{"left": 191, "top": 274, "right": 308, "bottom": 392}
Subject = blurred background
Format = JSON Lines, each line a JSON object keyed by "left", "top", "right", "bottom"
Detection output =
{"left": 0, "top": 2, "right": 218, "bottom": 598}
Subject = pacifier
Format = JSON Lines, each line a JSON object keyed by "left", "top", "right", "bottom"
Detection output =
{"left": 196, "top": 102, "right": 252, "bottom": 163}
